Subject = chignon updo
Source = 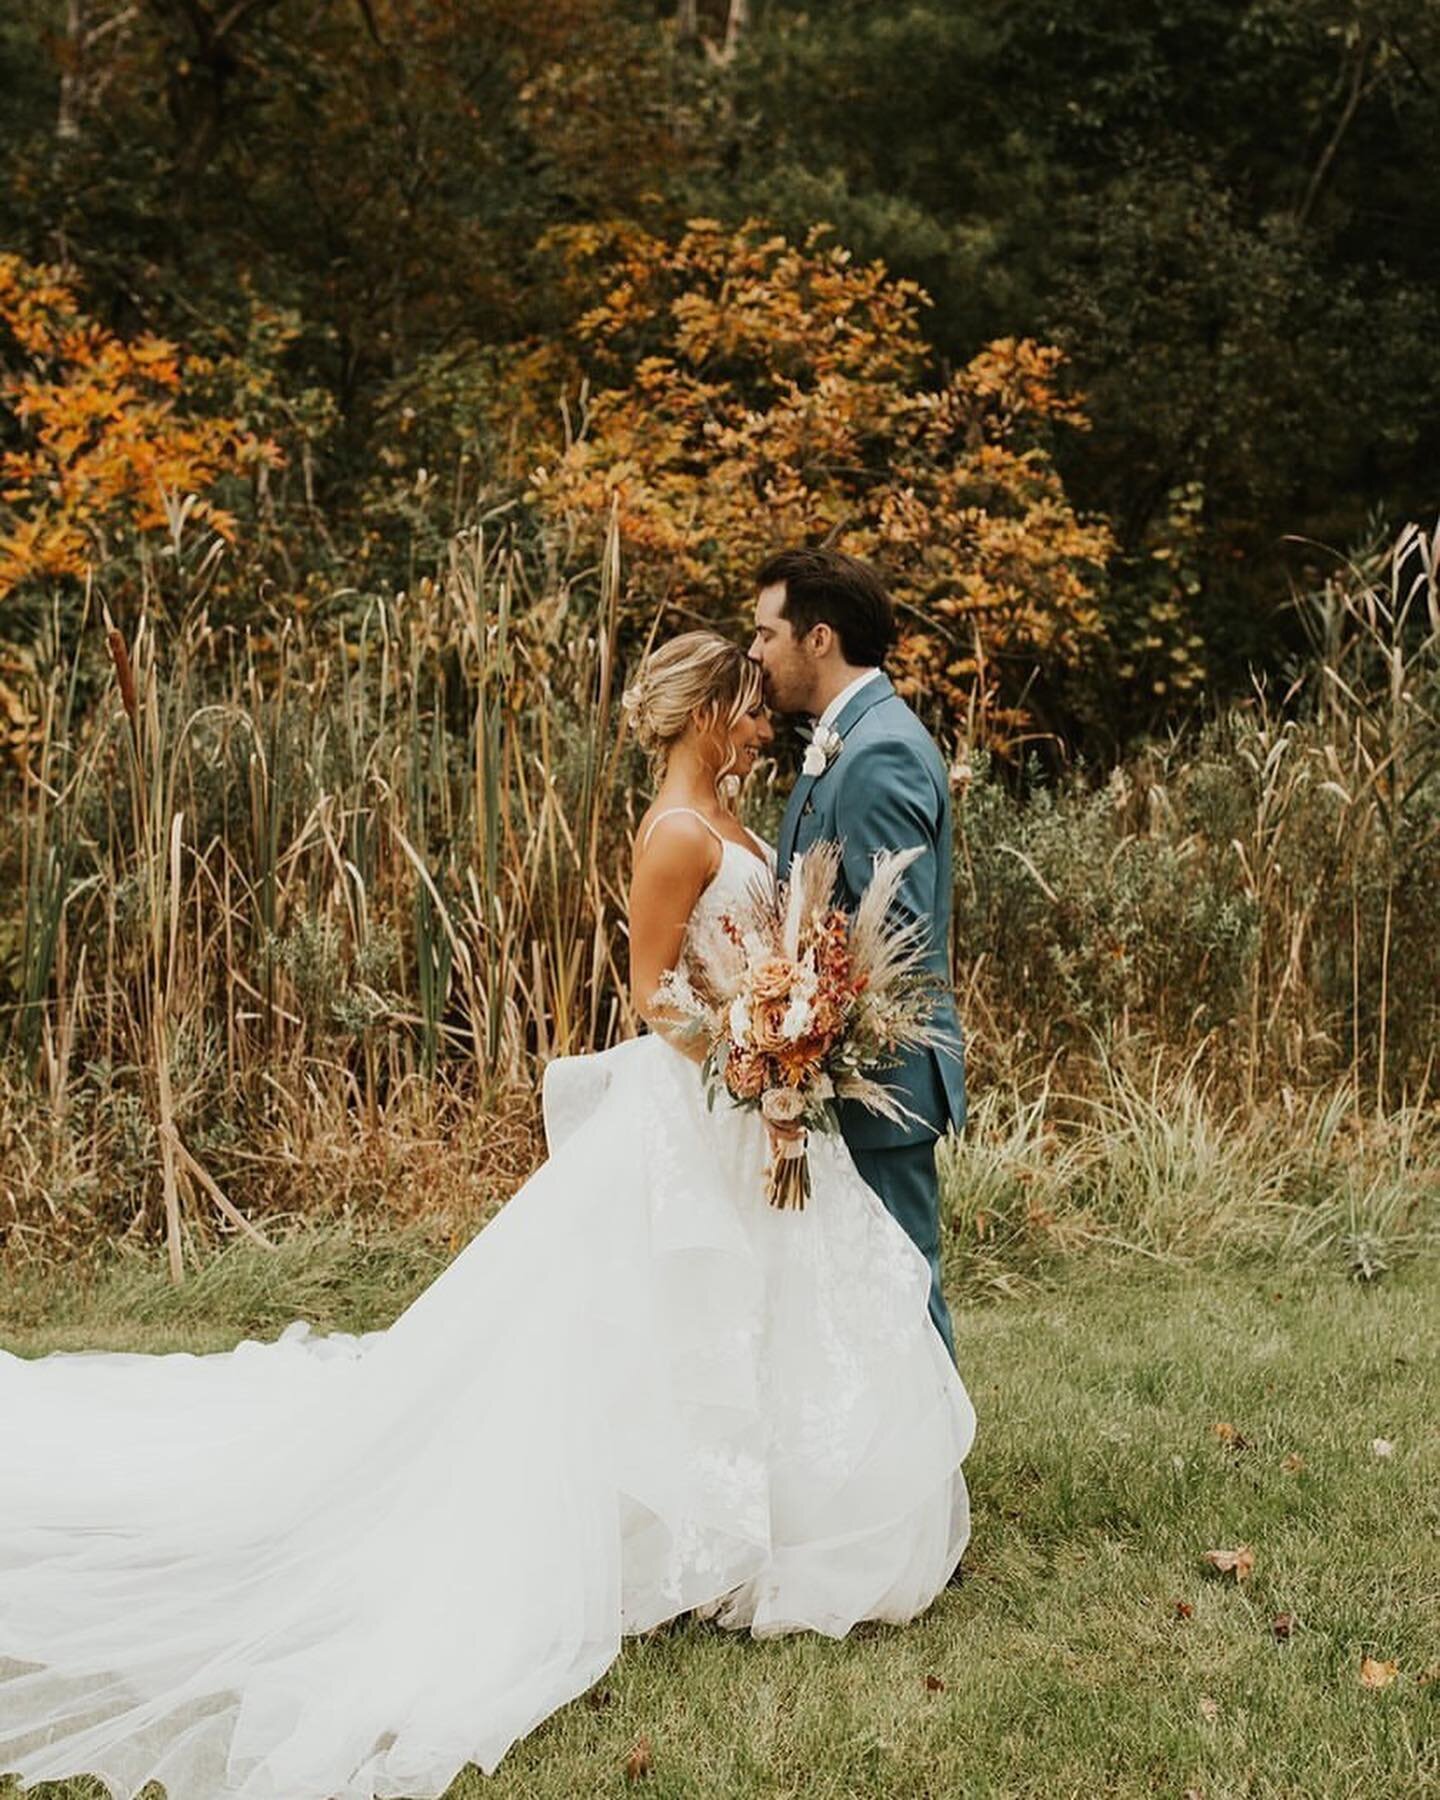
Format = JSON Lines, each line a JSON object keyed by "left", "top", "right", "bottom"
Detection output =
{"left": 621, "top": 630, "right": 763, "bottom": 779}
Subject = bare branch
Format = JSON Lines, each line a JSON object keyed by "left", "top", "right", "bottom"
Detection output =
{"left": 1297, "top": 33, "right": 1390, "bottom": 228}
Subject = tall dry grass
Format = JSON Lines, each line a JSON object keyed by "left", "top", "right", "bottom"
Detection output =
{"left": 954, "top": 519, "right": 1439, "bottom": 1109}
{"left": 2, "top": 513, "right": 651, "bottom": 1267}
{"left": 0, "top": 513, "right": 1435, "bottom": 1275}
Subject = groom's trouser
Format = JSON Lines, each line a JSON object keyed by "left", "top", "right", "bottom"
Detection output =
{"left": 848, "top": 1138, "right": 956, "bottom": 1365}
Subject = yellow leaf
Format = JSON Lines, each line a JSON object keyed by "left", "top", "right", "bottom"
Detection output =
{"left": 1201, "top": 1546, "right": 1255, "bottom": 1581}
{"left": 1359, "top": 1656, "right": 1399, "bottom": 1689}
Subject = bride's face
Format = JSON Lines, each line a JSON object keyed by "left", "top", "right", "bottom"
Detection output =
{"left": 713, "top": 694, "right": 773, "bottom": 777}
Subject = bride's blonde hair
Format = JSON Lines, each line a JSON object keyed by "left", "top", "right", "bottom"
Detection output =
{"left": 622, "top": 631, "right": 763, "bottom": 783}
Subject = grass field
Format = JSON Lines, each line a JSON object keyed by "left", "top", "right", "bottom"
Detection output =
{"left": 3, "top": 1241, "right": 1435, "bottom": 1799}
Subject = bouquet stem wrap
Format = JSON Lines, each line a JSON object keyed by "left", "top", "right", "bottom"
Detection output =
{"left": 766, "top": 1130, "right": 812, "bottom": 1211}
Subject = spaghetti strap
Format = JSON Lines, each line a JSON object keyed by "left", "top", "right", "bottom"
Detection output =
{"left": 739, "top": 824, "right": 772, "bottom": 860}
{"left": 641, "top": 806, "right": 727, "bottom": 852}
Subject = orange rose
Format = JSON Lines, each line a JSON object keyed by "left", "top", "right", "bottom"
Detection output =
{"left": 749, "top": 957, "right": 794, "bottom": 1003}
{"left": 750, "top": 1000, "right": 792, "bottom": 1054}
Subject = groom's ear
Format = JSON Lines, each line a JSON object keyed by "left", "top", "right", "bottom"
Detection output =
{"left": 804, "top": 620, "right": 835, "bottom": 659}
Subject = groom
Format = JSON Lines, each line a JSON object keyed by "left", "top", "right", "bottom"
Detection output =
{"left": 749, "top": 547, "right": 965, "bottom": 1363}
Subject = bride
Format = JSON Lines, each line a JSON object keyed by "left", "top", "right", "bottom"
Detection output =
{"left": 0, "top": 630, "right": 975, "bottom": 1800}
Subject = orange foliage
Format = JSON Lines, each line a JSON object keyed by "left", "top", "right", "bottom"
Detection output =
{"left": 512, "top": 219, "right": 1113, "bottom": 737}
{"left": 0, "top": 254, "right": 282, "bottom": 600}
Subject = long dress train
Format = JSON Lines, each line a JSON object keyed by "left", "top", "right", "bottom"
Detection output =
{"left": 0, "top": 828, "right": 975, "bottom": 1799}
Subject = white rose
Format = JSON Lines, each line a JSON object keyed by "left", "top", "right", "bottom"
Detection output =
{"left": 761, "top": 1087, "right": 808, "bottom": 1124}
{"left": 728, "top": 996, "right": 752, "bottom": 1043}
{"left": 802, "top": 722, "right": 843, "bottom": 779}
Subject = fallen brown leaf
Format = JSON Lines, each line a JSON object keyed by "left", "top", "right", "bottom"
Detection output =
{"left": 1198, "top": 1694, "right": 1221, "bottom": 1721}
{"left": 924, "top": 1673, "right": 946, "bottom": 1693}
{"left": 1271, "top": 1612, "right": 1294, "bottom": 1642}
{"left": 625, "top": 1735, "right": 654, "bottom": 1781}
{"left": 1279, "top": 1452, "right": 1305, "bottom": 1474}
{"left": 1359, "top": 1656, "right": 1399, "bottom": 1690}
{"left": 1174, "top": 1599, "right": 1195, "bottom": 1620}
{"left": 1201, "top": 1546, "right": 1256, "bottom": 1581}
{"left": 1211, "top": 1420, "right": 1249, "bottom": 1450}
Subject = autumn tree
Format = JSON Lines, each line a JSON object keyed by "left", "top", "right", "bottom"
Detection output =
{"left": 0, "top": 253, "right": 281, "bottom": 609}
{"left": 511, "top": 218, "right": 1112, "bottom": 746}
{"left": 720, "top": 0, "right": 1440, "bottom": 709}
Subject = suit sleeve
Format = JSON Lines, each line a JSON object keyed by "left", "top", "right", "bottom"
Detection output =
{"left": 832, "top": 735, "right": 940, "bottom": 939}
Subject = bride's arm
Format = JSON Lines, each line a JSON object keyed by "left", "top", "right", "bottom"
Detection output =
{"left": 628, "top": 816, "right": 719, "bottom": 1064}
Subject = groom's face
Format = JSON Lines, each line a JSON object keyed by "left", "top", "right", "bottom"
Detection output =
{"left": 749, "top": 582, "right": 819, "bottom": 717}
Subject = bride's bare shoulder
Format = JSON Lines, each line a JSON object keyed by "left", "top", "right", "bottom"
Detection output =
{"left": 632, "top": 805, "right": 721, "bottom": 877}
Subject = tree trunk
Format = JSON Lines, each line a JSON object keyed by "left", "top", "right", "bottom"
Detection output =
{"left": 57, "top": 0, "right": 84, "bottom": 139}
{"left": 148, "top": 0, "right": 283, "bottom": 174}
{"left": 57, "top": 1, "right": 138, "bottom": 141}
{"left": 723, "top": 0, "right": 748, "bottom": 61}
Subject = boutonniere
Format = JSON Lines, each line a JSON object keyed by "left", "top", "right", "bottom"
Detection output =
{"left": 801, "top": 721, "right": 843, "bottom": 779}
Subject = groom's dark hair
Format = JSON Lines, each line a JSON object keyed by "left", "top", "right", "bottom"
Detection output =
{"left": 754, "top": 547, "right": 898, "bottom": 667}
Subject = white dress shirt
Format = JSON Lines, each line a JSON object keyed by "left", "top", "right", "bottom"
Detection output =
{"left": 816, "top": 666, "right": 883, "bottom": 733}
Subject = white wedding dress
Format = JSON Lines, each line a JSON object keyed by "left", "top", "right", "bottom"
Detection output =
{"left": 0, "top": 820, "right": 975, "bottom": 1800}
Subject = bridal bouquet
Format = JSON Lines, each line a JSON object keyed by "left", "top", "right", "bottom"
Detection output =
{"left": 653, "top": 841, "right": 951, "bottom": 1210}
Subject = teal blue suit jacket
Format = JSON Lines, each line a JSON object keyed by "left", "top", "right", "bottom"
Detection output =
{"left": 777, "top": 674, "right": 966, "bottom": 1150}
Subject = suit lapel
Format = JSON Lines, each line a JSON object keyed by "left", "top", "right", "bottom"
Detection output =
{"left": 779, "top": 770, "right": 816, "bottom": 871}
{"left": 779, "top": 674, "right": 894, "bottom": 871}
